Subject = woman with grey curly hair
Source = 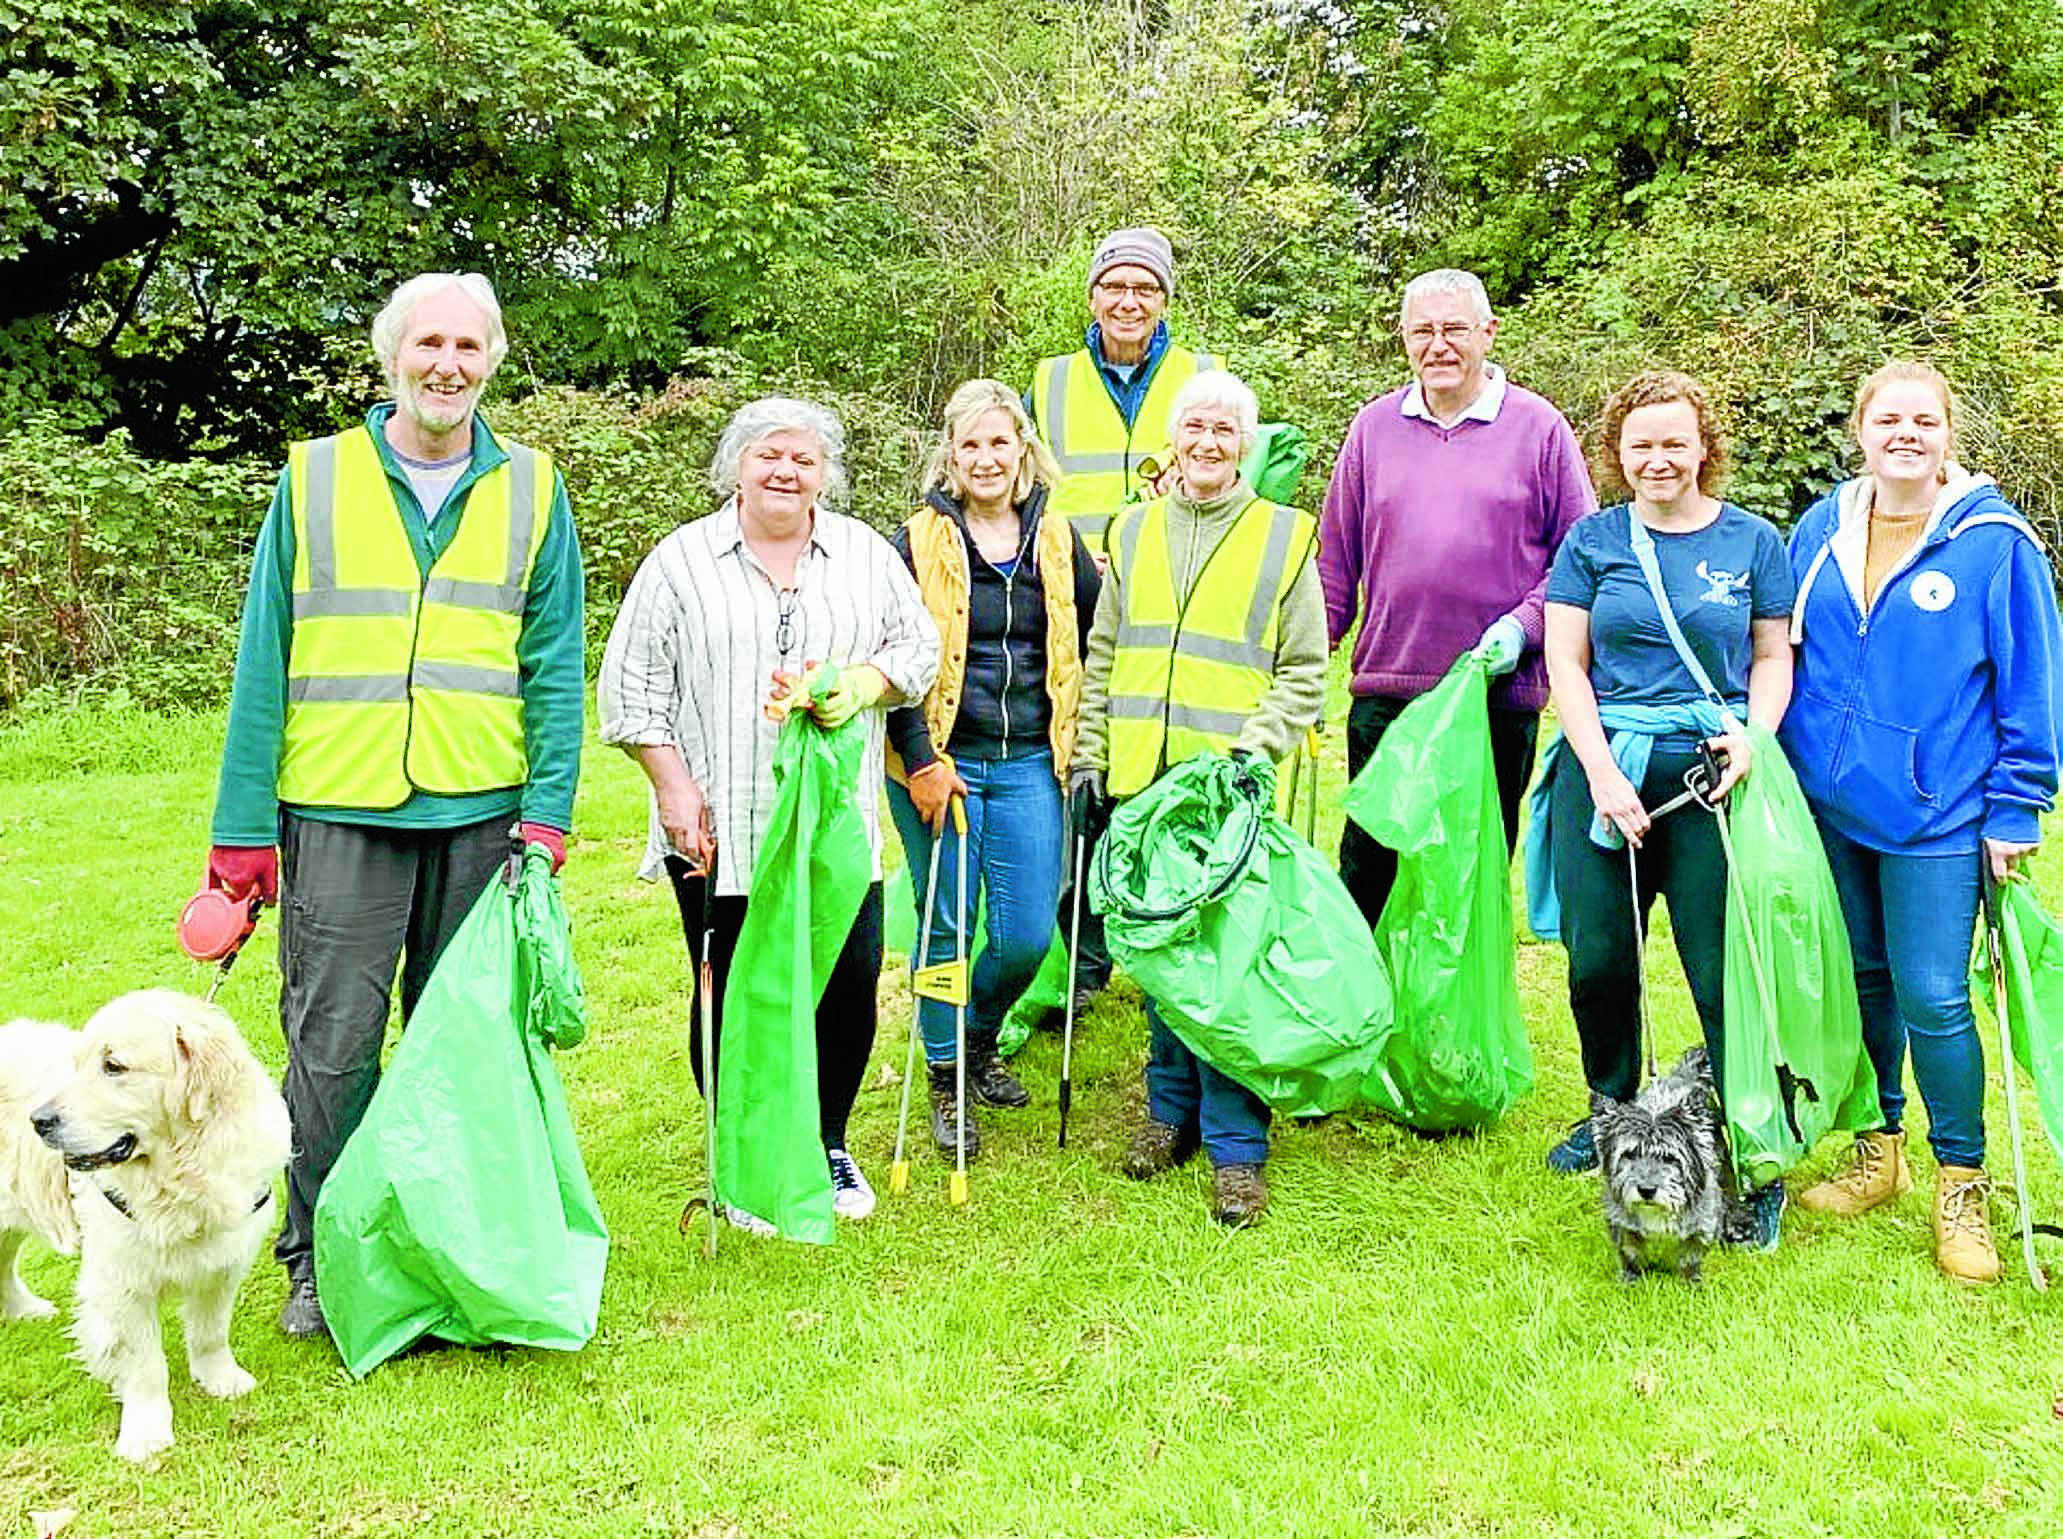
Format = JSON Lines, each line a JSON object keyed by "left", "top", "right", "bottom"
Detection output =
{"left": 598, "top": 395, "right": 939, "bottom": 1225}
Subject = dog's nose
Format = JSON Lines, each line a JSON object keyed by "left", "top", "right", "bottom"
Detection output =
{"left": 1636, "top": 1184, "right": 1658, "bottom": 1202}
{"left": 30, "top": 1101, "right": 61, "bottom": 1138}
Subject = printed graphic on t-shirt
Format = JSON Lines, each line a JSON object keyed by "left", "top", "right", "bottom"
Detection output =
{"left": 1695, "top": 561, "right": 1751, "bottom": 607}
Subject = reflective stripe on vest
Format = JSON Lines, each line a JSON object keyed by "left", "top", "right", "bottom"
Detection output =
{"left": 279, "top": 426, "right": 549, "bottom": 808}
{"left": 1032, "top": 346, "right": 1216, "bottom": 552}
{"left": 1104, "top": 495, "right": 1315, "bottom": 797}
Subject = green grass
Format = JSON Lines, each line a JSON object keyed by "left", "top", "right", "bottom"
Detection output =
{"left": 2, "top": 701, "right": 2062, "bottom": 1538}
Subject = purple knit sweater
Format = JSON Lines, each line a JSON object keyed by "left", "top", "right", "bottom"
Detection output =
{"left": 1318, "top": 381, "right": 1595, "bottom": 711}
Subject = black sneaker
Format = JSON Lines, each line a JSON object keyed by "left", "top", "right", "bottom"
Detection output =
{"left": 1546, "top": 1118, "right": 1599, "bottom": 1175}
{"left": 278, "top": 1272, "right": 327, "bottom": 1339}
{"left": 1725, "top": 1179, "right": 1787, "bottom": 1253}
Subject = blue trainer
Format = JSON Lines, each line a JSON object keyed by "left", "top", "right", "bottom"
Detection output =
{"left": 1546, "top": 1119, "right": 1598, "bottom": 1175}
{"left": 1725, "top": 1179, "right": 1787, "bottom": 1252}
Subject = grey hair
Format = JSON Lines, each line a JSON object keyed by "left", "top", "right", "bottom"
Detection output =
{"left": 709, "top": 396, "right": 849, "bottom": 507}
{"left": 1399, "top": 268, "right": 1494, "bottom": 326}
{"left": 1167, "top": 368, "right": 1260, "bottom": 456}
{"left": 370, "top": 273, "right": 508, "bottom": 382}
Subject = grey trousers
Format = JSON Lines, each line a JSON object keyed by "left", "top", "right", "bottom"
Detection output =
{"left": 274, "top": 812, "right": 513, "bottom": 1276}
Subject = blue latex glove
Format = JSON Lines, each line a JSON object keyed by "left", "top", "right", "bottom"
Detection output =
{"left": 1475, "top": 616, "right": 1525, "bottom": 677}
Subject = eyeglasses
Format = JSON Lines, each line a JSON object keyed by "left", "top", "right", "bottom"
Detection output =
{"left": 775, "top": 588, "right": 799, "bottom": 659}
{"left": 1404, "top": 322, "right": 1482, "bottom": 347}
{"left": 1094, "top": 281, "right": 1164, "bottom": 302}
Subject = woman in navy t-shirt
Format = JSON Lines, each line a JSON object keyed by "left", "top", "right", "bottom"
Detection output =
{"left": 1538, "top": 371, "right": 1795, "bottom": 1248}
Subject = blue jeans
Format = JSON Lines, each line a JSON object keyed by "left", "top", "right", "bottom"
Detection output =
{"left": 887, "top": 751, "right": 1064, "bottom": 1064}
{"left": 1144, "top": 999, "right": 1272, "bottom": 1167}
{"left": 1817, "top": 822, "right": 1986, "bottom": 1168}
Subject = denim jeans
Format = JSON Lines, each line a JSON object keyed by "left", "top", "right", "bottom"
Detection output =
{"left": 1817, "top": 823, "right": 1986, "bottom": 1168}
{"left": 1144, "top": 999, "right": 1272, "bottom": 1167}
{"left": 887, "top": 750, "right": 1064, "bottom": 1063}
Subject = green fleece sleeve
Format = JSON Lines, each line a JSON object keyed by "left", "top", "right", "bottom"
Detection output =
{"left": 1232, "top": 552, "right": 1328, "bottom": 762}
{"left": 209, "top": 469, "right": 297, "bottom": 846}
{"left": 1073, "top": 558, "right": 1123, "bottom": 774}
{"left": 515, "top": 473, "right": 586, "bottom": 831}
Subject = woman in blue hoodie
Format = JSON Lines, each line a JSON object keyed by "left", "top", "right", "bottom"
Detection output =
{"left": 1782, "top": 360, "right": 2063, "bottom": 1284}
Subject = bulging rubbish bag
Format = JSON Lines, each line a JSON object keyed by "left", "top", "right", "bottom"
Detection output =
{"left": 1717, "top": 725, "right": 1880, "bottom": 1189}
{"left": 315, "top": 846, "right": 606, "bottom": 1379}
{"left": 1344, "top": 651, "right": 1532, "bottom": 1131}
{"left": 1091, "top": 753, "right": 1391, "bottom": 1116}
{"left": 1973, "top": 879, "right": 2063, "bottom": 1164}
{"left": 716, "top": 687, "right": 871, "bottom": 1244}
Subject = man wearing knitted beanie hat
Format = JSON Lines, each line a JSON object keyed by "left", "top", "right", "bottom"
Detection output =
{"left": 1026, "top": 224, "right": 1225, "bottom": 1020}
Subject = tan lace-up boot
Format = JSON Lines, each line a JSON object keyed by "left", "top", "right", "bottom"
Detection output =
{"left": 1934, "top": 1165, "right": 2002, "bottom": 1284}
{"left": 1796, "top": 1129, "right": 1913, "bottom": 1216}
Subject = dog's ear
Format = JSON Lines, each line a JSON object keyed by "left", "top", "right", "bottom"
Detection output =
{"left": 175, "top": 1014, "right": 243, "bottom": 1126}
{"left": 1589, "top": 1090, "right": 1619, "bottom": 1123}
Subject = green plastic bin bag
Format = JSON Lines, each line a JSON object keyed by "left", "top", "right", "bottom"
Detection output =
{"left": 1091, "top": 752, "right": 1392, "bottom": 1116}
{"left": 1344, "top": 650, "right": 1532, "bottom": 1131}
{"left": 716, "top": 672, "right": 872, "bottom": 1243}
{"left": 1973, "top": 879, "right": 2063, "bottom": 1165}
{"left": 1715, "top": 726, "right": 1880, "bottom": 1188}
{"left": 1239, "top": 423, "right": 1309, "bottom": 505}
{"left": 314, "top": 846, "right": 606, "bottom": 1379}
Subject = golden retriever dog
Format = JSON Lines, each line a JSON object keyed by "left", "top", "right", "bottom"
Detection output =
{"left": 0, "top": 988, "right": 290, "bottom": 1462}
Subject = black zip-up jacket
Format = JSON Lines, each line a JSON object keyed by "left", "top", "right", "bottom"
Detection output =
{"left": 886, "top": 485, "right": 1101, "bottom": 769}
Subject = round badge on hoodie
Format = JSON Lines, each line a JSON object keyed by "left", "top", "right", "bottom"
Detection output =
{"left": 1910, "top": 570, "right": 1956, "bottom": 612}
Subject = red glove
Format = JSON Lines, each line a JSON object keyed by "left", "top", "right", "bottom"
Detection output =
{"left": 207, "top": 845, "right": 278, "bottom": 905}
{"left": 519, "top": 821, "right": 567, "bottom": 873}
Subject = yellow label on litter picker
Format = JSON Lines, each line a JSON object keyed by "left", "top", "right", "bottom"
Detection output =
{"left": 913, "top": 959, "right": 969, "bottom": 1005}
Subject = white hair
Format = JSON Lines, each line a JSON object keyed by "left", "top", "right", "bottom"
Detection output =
{"left": 1167, "top": 369, "right": 1260, "bottom": 456}
{"left": 1399, "top": 268, "right": 1493, "bottom": 326}
{"left": 710, "top": 396, "right": 849, "bottom": 508}
{"left": 370, "top": 272, "right": 508, "bottom": 382}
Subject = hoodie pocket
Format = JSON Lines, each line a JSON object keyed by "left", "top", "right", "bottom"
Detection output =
{"left": 1830, "top": 711, "right": 1940, "bottom": 843}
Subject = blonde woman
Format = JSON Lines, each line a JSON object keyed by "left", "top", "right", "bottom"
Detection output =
{"left": 1783, "top": 361, "right": 2063, "bottom": 1283}
{"left": 885, "top": 380, "right": 1099, "bottom": 1158}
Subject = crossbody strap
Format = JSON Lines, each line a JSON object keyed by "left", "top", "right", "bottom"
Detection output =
{"left": 1627, "top": 508, "right": 1744, "bottom": 732}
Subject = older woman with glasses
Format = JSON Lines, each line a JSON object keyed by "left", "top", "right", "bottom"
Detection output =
{"left": 598, "top": 396, "right": 938, "bottom": 1225}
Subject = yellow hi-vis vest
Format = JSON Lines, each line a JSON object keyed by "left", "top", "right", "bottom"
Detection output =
{"left": 1031, "top": 344, "right": 1216, "bottom": 553}
{"left": 278, "top": 426, "right": 551, "bottom": 809}
{"left": 1105, "top": 494, "right": 1317, "bottom": 798}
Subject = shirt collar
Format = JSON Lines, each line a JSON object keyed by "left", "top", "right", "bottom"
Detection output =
{"left": 1400, "top": 362, "right": 1507, "bottom": 427}
{"left": 711, "top": 496, "right": 834, "bottom": 559}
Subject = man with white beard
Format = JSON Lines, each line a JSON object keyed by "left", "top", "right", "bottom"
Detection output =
{"left": 201, "top": 272, "right": 585, "bottom": 1338}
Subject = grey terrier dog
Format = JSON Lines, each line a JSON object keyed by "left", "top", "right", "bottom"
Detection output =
{"left": 1592, "top": 1047, "right": 1725, "bottom": 1283}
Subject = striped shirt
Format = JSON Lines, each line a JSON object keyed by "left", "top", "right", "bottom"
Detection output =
{"left": 598, "top": 499, "right": 940, "bottom": 896}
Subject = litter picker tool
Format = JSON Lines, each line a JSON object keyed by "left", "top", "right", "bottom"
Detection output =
{"left": 907, "top": 797, "right": 972, "bottom": 1205}
{"left": 890, "top": 813, "right": 950, "bottom": 1196}
{"left": 674, "top": 836, "right": 722, "bottom": 1258}
{"left": 1982, "top": 867, "right": 2050, "bottom": 1292}
{"left": 1058, "top": 788, "right": 1090, "bottom": 1150}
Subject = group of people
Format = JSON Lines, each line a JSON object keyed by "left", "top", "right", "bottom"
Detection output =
{"left": 202, "top": 230, "right": 2062, "bottom": 1345}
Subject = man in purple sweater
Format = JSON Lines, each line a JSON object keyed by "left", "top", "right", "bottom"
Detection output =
{"left": 1319, "top": 268, "right": 1595, "bottom": 927}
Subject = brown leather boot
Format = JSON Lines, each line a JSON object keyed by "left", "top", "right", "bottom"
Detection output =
{"left": 1797, "top": 1129, "right": 1912, "bottom": 1216}
{"left": 1934, "top": 1165, "right": 2001, "bottom": 1284}
{"left": 1121, "top": 1119, "right": 1197, "bottom": 1181}
{"left": 1210, "top": 1163, "right": 1269, "bottom": 1228}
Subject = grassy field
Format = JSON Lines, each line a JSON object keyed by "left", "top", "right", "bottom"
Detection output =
{"left": 1, "top": 700, "right": 2061, "bottom": 1539}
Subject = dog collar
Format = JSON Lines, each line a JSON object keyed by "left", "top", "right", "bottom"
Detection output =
{"left": 93, "top": 1184, "right": 273, "bottom": 1223}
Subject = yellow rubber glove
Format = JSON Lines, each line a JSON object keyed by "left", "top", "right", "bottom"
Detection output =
{"left": 811, "top": 663, "right": 888, "bottom": 729}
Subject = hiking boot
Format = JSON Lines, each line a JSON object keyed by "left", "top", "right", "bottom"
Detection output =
{"left": 1725, "top": 1179, "right": 1787, "bottom": 1253}
{"left": 1934, "top": 1165, "right": 2001, "bottom": 1284}
{"left": 826, "top": 1147, "right": 876, "bottom": 1221}
{"left": 1122, "top": 1118, "right": 1198, "bottom": 1181}
{"left": 966, "top": 1031, "right": 1030, "bottom": 1109}
{"left": 278, "top": 1271, "right": 326, "bottom": 1339}
{"left": 1035, "top": 987, "right": 1098, "bottom": 1035}
{"left": 1797, "top": 1129, "right": 1912, "bottom": 1216}
{"left": 1545, "top": 1118, "right": 1599, "bottom": 1175}
{"left": 927, "top": 1063, "right": 981, "bottom": 1160}
{"left": 1211, "top": 1162, "right": 1269, "bottom": 1228}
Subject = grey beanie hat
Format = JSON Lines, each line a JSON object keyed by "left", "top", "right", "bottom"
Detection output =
{"left": 1089, "top": 227, "right": 1174, "bottom": 297}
